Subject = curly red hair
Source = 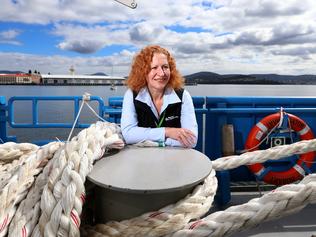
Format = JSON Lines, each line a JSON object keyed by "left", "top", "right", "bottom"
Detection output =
{"left": 126, "top": 45, "right": 184, "bottom": 92}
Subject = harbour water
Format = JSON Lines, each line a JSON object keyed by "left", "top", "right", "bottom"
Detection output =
{"left": 1, "top": 84, "right": 316, "bottom": 142}
{"left": 2, "top": 83, "right": 316, "bottom": 99}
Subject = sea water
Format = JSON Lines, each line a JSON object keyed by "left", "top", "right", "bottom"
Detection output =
{"left": 1, "top": 84, "right": 316, "bottom": 142}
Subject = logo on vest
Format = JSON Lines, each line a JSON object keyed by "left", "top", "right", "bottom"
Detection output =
{"left": 165, "top": 115, "right": 179, "bottom": 121}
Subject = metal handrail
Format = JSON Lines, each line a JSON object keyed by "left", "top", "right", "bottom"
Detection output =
{"left": 7, "top": 96, "right": 105, "bottom": 128}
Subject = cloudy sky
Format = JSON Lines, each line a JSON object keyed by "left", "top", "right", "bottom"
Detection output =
{"left": 0, "top": 0, "right": 316, "bottom": 76}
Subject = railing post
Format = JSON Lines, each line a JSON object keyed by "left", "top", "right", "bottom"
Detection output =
{"left": 0, "top": 96, "right": 6, "bottom": 143}
{"left": 107, "top": 97, "right": 123, "bottom": 123}
{"left": 192, "top": 96, "right": 205, "bottom": 152}
{"left": 205, "top": 97, "right": 231, "bottom": 206}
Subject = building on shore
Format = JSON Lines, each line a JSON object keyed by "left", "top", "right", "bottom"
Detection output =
{"left": 0, "top": 73, "right": 125, "bottom": 85}
{"left": 0, "top": 73, "right": 41, "bottom": 84}
{"left": 41, "top": 74, "right": 125, "bottom": 85}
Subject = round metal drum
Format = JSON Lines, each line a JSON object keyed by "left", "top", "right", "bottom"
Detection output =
{"left": 87, "top": 146, "right": 212, "bottom": 223}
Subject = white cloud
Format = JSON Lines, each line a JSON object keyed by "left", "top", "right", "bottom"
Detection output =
{"left": 52, "top": 23, "right": 134, "bottom": 53}
{"left": 2, "top": 0, "right": 316, "bottom": 75}
{"left": 0, "top": 51, "right": 134, "bottom": 75}
{"left": 0, "top": 0, "right": 134, "bottom": 24}
{"left": 0, "top": 29, "right": 21, "bottom": 45}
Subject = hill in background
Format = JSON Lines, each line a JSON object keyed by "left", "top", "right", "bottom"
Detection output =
{"left": 184, "top": 71, "right": 316, "bottom": 85}
{"left": 0, "top": 70, "right": 25, "bottom": 74}
{"left": 91, "top": 72, "right": 108, "bottom": 76}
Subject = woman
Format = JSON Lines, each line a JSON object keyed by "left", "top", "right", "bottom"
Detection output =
{"left": 121, "top": 45, "right": 198, "bottom": 148}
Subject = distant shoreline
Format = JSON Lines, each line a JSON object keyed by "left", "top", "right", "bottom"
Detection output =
{"left": 2, "top": 70, "right": 316, "bottom": 85}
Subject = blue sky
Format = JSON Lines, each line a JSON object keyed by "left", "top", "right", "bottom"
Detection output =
{"left": 0, "top": 0, "right": 316, "bottom": 76}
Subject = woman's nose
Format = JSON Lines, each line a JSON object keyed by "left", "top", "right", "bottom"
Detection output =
{"left": 157, "top": 66, "right": 165, "bottom": 76}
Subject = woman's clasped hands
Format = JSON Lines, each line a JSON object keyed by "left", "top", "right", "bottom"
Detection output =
{"left": 165, "top": 127, "right": 196, "bottom": 148}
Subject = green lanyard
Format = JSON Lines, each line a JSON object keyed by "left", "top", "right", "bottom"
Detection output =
{"left": 156, "top": 111, "right": 166, "bottom": 128}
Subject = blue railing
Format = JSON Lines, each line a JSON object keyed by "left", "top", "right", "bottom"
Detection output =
{"left": 7, "top": 96, "right": 105, "bottom": 128}
{"left": 1, "top": 95, "right": 316, "bottom": 205}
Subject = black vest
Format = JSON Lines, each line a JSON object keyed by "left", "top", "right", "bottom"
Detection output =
{"left": 133, "top": 89, "right": 184, "bottom": 128}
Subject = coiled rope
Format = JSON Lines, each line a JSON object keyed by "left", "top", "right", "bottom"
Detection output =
{"left": 1, "top": 93, "right": 125, "bottom": 237}
{"left": 0, "top": 143, "right": 38, "bottom": 191}
{"left": 212, "top": 138, "right": 316, "bottom": 171}
{"left": 0, "top": 142, "right": 62, "bottom": 237}
{"left": 8, "top": 142, "right": 63, "bottom": 237}
{"left": 0, "top": 121, "right": 124, "bottom": 237}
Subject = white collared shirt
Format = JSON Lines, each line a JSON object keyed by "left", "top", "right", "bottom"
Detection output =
{"left": 121, "top": 87, "right": 198, "bottom": 147}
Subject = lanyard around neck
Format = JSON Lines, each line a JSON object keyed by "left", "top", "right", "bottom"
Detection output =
{"left": 156, "top": 111, "right": 166, "bottom": 128}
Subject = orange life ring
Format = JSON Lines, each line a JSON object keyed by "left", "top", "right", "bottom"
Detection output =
{"left": 245, "top": 112, "right": 315, "bottom": 185}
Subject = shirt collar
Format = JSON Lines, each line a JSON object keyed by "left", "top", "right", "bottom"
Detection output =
{"left": 135, "top": 87, "right": 181, "bottom": 116}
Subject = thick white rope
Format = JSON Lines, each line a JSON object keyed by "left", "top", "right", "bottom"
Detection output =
{"left": 0, "top": 142, "right": 38, "bottom": 163}
{"left": 8, "top": 142, "right": 63, "bottom": 237}
{"left": 212, "top": 138, "right": 316, "bottom": 171}
{"left": 33, "top": 121, "right": 124, "bottom": 237}
{"left": 0, "top": 142, "right": 61, "bottom": 237}
{"left": 0, "top": 143, "right": 38, "bottom": 189}
{"left": 171, "top": 173, "right": 316, "bottom": 237}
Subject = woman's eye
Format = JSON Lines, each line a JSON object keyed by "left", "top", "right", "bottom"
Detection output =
{"left": 151, "top": 65, "right": 169, "bottom": 71}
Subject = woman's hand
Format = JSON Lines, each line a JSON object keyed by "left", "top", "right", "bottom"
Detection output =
{"left": 165, "top": 127, "right": 196, "bottom": 148}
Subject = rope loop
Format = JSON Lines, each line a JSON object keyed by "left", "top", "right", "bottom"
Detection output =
{"left": 82, "top": 92, "right": 91, "bottom": 101}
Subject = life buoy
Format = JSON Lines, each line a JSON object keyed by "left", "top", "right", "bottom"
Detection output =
{"left": 245, "top": 112, "right": 315, "bottom": 185}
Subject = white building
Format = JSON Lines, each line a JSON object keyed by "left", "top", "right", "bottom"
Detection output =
{"left": 0, "top": 73, "right": 41, "bottom": 84}
{"left": 41, "top": 74, "right": 125, "bottom": 85}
